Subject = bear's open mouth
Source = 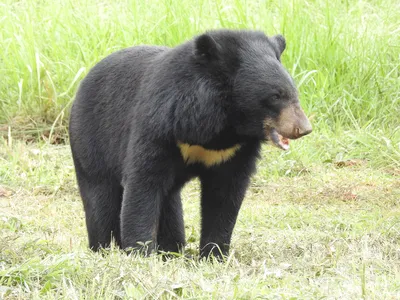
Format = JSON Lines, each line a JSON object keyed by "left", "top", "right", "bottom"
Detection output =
{"left": 267, "top": 128, "right": 290, "bottom": 151}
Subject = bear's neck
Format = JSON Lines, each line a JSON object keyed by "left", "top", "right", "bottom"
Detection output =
{"left": 198, "top": 127, "right": 242, "bottom": 150}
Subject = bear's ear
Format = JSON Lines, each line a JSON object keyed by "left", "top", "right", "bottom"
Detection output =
{"left": 194, "top": 34, "right": 220, "bottom": 60}
{"left": 270, "top": 34, "right": 286, "bottom": 55}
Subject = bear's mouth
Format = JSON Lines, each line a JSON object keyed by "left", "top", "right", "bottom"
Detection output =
{"left": 267, "top": 128, "right": 290, "bottom": 151}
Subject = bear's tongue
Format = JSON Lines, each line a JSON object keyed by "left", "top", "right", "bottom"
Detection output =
{"left": 269, "top": 128, "right": 290, "bottom": 150}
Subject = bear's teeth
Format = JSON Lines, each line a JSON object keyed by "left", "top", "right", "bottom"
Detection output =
{"left": 279, "top": 140, "right": 290, "bottom": 150}
{"left": 269, "top": 128, "right": 290, "bottom": 151}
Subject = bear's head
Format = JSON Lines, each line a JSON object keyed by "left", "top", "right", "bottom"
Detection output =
{"left": 194, "top": 30, "right": 312, "bottom": 150}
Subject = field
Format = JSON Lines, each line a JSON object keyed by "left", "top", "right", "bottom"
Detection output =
{"left": 0, "top": 0, "right": 399, "bottom": 299}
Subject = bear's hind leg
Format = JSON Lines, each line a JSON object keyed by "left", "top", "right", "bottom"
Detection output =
{"left": 76, "top": 174, "right": 123, "bottom": 251}
{"left": 157, "top": 190, "right": 186, "bottom": 254}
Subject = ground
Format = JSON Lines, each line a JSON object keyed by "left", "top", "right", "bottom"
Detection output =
{"left": 0, "top": 140, "right": 399, "bottom": 299}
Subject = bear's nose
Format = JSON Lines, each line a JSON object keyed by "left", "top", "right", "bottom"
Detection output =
{"left": 293, "top": 108, "right": 312, "bottom": 138}
{"left": 294, "top": 126, "right": 312, "bottom": 138}
{"left": 293, "top": 119, "right": 312, "bottom": 138}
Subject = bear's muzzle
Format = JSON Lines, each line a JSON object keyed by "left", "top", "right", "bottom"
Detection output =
{"left": 264, "top": 102, "right": 312, "bottom": 150}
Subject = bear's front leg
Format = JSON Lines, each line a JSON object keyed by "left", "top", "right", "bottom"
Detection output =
{"left": 120, "top": 153, "right": 176, "bottom": 255}
{"left": 199, "top": 155, "right": 256, "bottom": 260}
{"left": 120, "top": 183, "right": 162, "bottom": 255}
{"left": 157, "top": 189, "right": 186, "bottom": 254}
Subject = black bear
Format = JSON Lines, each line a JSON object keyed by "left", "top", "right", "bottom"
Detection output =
{"left": 69, "top": 29, "right": 312, "bottom": 259}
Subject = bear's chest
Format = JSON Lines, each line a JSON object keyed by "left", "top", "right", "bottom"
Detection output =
{"left": 178, "top": 143, "right": 241, "bottom": 167}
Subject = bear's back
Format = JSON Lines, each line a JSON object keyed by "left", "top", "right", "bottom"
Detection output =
{"left": 73, "top": 45, "right": 168, "bottom": 109}
{"left": 69, "top": 46, "right": 168, "bottom": 178}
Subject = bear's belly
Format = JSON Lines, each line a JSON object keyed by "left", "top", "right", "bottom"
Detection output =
{"left": 178, "top": 142, "right": 241, "bottom": 167}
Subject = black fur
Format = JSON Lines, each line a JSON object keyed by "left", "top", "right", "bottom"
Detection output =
{"left": 69, "top": 29, "right": 300, "bottom": 259}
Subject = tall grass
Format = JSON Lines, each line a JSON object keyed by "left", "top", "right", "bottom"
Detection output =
{"left": 1, "top": 0, "right": 399, "bottom": 165}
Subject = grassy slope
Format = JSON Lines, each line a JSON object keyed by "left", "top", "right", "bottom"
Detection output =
{"left": 0, "top": 141, "right": 399, "bottom": 299}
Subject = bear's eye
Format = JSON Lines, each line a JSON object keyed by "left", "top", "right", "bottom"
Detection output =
{"left": 269, "top": 94, "right": 281, "bottom": 105}
{"left": 261, "top": 94, "right": 280, "bottom": 108}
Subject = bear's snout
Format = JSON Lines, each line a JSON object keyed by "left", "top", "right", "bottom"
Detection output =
{"left": 275, "top": 103, "right": 312, "bottom": 140}
{"left": 293, "top": 108, "right": 312, "bottom": 138}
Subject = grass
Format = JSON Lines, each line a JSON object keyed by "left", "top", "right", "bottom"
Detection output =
{"left": 0, "top": 140, "right": 399, "bottom": 299}
{"left": 0, "top": 0, "right": 399, "bottom": 298}
{"left": 1, "top": 0, "right": 399, "bottom": 167}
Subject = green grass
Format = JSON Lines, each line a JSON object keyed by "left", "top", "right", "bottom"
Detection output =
{"left": 1, "top": 0, "right": 399, "bottom": 167}
{"left": 0, "top": 0, "right": 400, "bottom": 298}
{"left": 0, "top": 140, "right": 399, "bottom": 298}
